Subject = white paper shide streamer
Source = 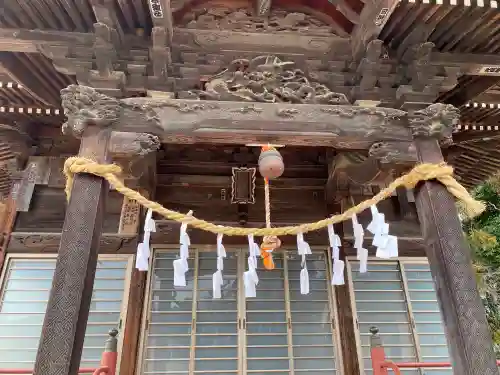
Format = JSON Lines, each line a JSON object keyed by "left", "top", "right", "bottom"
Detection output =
{"left": 368, "top": 205, "right": 398, "bottom": 259}
{"left": 297, "top": 233, "right": 311, "bottom": 295}
{"left": 244, "top": 234, "right": 260, "bottom": 298}
{"left": 328, "top": 224, "right": 345, "bottom": 285}
{"left": 173, "top": 221, "right": 191, "bottom": 287}
{"left": 352, "top": 214, "right": 368, "bottom": 273}
{"left": 136, "top": 208, "right": 156, "bottom": 271}
{"left": 213, "top": 233, "right": 227, "bottom": 299}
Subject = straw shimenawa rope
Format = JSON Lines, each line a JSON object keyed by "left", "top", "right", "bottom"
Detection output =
{"left": 63, "top": 157, "right": 486, "bottom": 236}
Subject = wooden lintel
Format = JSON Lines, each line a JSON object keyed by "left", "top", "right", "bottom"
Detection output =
{"left": 157, "top": 174, "right": 326, "bottom": 190}
{"left": 61, "top": 85, "right": 410, "bottom": 148}
{"left": 0, "top": 28, "right": 95, "bottom": 53}
{"left": 7, "top": 232, "right": 137, "bottom": 253}
{"left": 175, "top": 28, "right": 350, "bottom": 55}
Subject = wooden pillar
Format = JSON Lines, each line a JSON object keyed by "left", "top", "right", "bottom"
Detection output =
{"left": 33, "top": 126, "right": 112, "bottom": 375}
{"left": 408, "top": 104, "right": 498, "bottom": 375}
{"left": 0, "top": 179, "right": 21, "bottom": 271}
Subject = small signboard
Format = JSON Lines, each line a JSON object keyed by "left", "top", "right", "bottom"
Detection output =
{"left": 149, "top": 0, "right": 164, "bottom": 18}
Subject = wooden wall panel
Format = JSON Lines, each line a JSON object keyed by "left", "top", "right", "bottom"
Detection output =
{"left": 14, "top": 186, "right": 124, "bottom": 233}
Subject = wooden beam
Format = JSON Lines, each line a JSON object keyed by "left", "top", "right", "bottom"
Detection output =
{"left": 453, "top": 130, "right": 500, "bottom": 144}
{"left": 407, "top": 103, "right": 498, "bottom": 375}
{"left": 256, "top": 0, "right": 271, "bottom": 16}
{"left": 351, "top": 0, "right": 400, "bottom": 62}
{"left": 157, "top": 174, "right": 326, "bottom": 190}
{"left": 0, "top": 181, "right": 21, "bottom": 272}
{"left": 148, "top": 0, "right": 173, "bottom": 43}
{"left": 431, "top": 52, "right": 500, "bottom": 76}
{"left": 7, "top": 232, "right": 137, "bottom": 253}
{"left": 61, "top": 85, "right": 410, "bottom": 148}
{"left": 0, "top": 28, "right": 94, "bottom": 53}
{"left": 32, "top": 127, "right": 111, "bottom": 375}
{"left": 446, "top": 77, "right": 500, "bottom": 106}
{"left": 329, "top": 199, "right": 358, "bottom": 374}
{"left": 118, "top": 268, "right": 147, "bottom": 375}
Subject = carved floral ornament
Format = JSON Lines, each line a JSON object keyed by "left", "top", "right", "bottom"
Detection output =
{"left": 180, "top": 7, "right": 338, "bottom": 36}
{"left": 188, "top": 55, "right": 350, "bottom": 105}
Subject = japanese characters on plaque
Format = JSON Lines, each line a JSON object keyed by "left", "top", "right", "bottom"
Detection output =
{"left": 478, "top": 66, "right": 500, "bottom": 75}
{"left": 375, "top": 8, "right": 389, "bottom": 26}
{"left": 149, "top": 0, "right": 164, "bottom": 18}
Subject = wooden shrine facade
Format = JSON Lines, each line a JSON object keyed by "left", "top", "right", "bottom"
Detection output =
{"left": 0, "top": 0, "right": 500, "bottom": 375}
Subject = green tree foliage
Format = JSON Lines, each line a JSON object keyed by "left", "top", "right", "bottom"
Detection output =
{"left": 463, "top": 176, "right": 500, "bottom": 356}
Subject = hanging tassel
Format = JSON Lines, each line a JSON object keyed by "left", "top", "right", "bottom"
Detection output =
{"left": 368, "top": 205, "right": 399, "bottom": 259}
{"left": 174, "top": 211, "right": 192, "bottom": 287}
{"left": 327, "top": 223, "right": 341, "bottom": 262}
{"left": 352, "top": 214, "right": 368, "bottom": 273}
{"left": 213, "top": 233, "right": 226, "bottom": 299}
{"left": 332, "top": 259, "right": 345, "bottom": 286}
{"left": 297, "top": 233, "right": 311, "bottom": 295}
{"left": 213, "top": 270, "right": 223, "bottom": 299}
{"left": 135, "top": 209, "right": 156, "bottom": 271}
{"left": 245, "top": 235, "right": 259, "bottom": 298}
{"left": 300, "top": 257, "right": 309, "bottom": 295}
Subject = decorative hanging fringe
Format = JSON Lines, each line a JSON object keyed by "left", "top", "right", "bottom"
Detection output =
{"left": 173, "top": 211, "right": 192, "bottom": 286}
{"left": 63, "top": 158, "right": 485, "bottom": 236}
{"left": 297, "top": 233, "right": 311, "bottom": 294}
{"left": 244, "top": 234, "right": 260, "bottom": 298}
{"left": 64, "top": 157, "right": 485, "bottom": 296}
{"left": 328, "top": 224, "right": 345, "bottom": 286}
{"left": 213, "top": 233, "right": 226, "bottom": 299}
{"left": 135, "top": 208, "right": 156, "bottom": 271}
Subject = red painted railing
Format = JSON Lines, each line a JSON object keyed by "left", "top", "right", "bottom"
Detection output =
{"left": 369, "top": 326, "right": 500, "bottom": 375}
{"left": 0, "top": 329, "right": 118, "bottom": 375}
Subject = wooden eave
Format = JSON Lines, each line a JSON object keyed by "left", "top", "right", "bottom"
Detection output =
{"left": 0, "top": 0, "right": 499, "bottom": 191}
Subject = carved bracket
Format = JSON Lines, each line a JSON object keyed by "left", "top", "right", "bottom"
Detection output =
{"left": 408, "top": 103, "right": 460, "bottom": 145}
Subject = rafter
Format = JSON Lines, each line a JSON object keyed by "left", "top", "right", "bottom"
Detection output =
{"left": 350, "top": 0, "right": 400, "bottom": 62}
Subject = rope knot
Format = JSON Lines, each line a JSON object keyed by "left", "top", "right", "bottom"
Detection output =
{"left": 401, "top": 163, "right": 453, "bottom": 189}
{"left": 63, "top": 157, "right": 123, "bottom": 200}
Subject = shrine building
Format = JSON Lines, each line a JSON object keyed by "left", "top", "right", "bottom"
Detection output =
{"left": 0, "top": 0, "right": 499, "bottom": 375}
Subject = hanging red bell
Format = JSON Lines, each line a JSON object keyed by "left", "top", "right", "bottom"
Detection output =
{"left": 258, "top": 148, "right": 284, "bottom": 179}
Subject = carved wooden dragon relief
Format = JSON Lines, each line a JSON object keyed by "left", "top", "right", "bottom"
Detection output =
{"left": 187, "top": 55, "right": 350, "bottom": 105}
{"left": 180, "top": 7, "right": 338, "bottom": 36}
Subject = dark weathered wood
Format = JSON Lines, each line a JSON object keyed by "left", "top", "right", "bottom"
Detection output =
{"left": 33, "top": 127, "right": 111, "bottom": 375}
{"left": 14, "top": 186, "right": 124, "bottom": 233}
{"left": 414, "top": 138, "right": 498, "bottom": 375}
{"left": 0, "top": 181, "right": 21, "bottom": 271}
{"left": 15, "top": 156, "right": 49, "bottom": 212}
{"left": 330, "top": 201, "right": 360, "bottom": 375}
{"left": 7, "top": 232, "right": 137, "bottom": 253}
{"left": 408, "top": 104, "right": 498, "bottom": 375}
{"left": 118, "top": 268, "right": 147, "bottom": 375}
{"left": 61, "top": 85, "right": 410, "bottom": 148}
{"left": 351, "top": 0, "right": 400, "bottom": 62}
